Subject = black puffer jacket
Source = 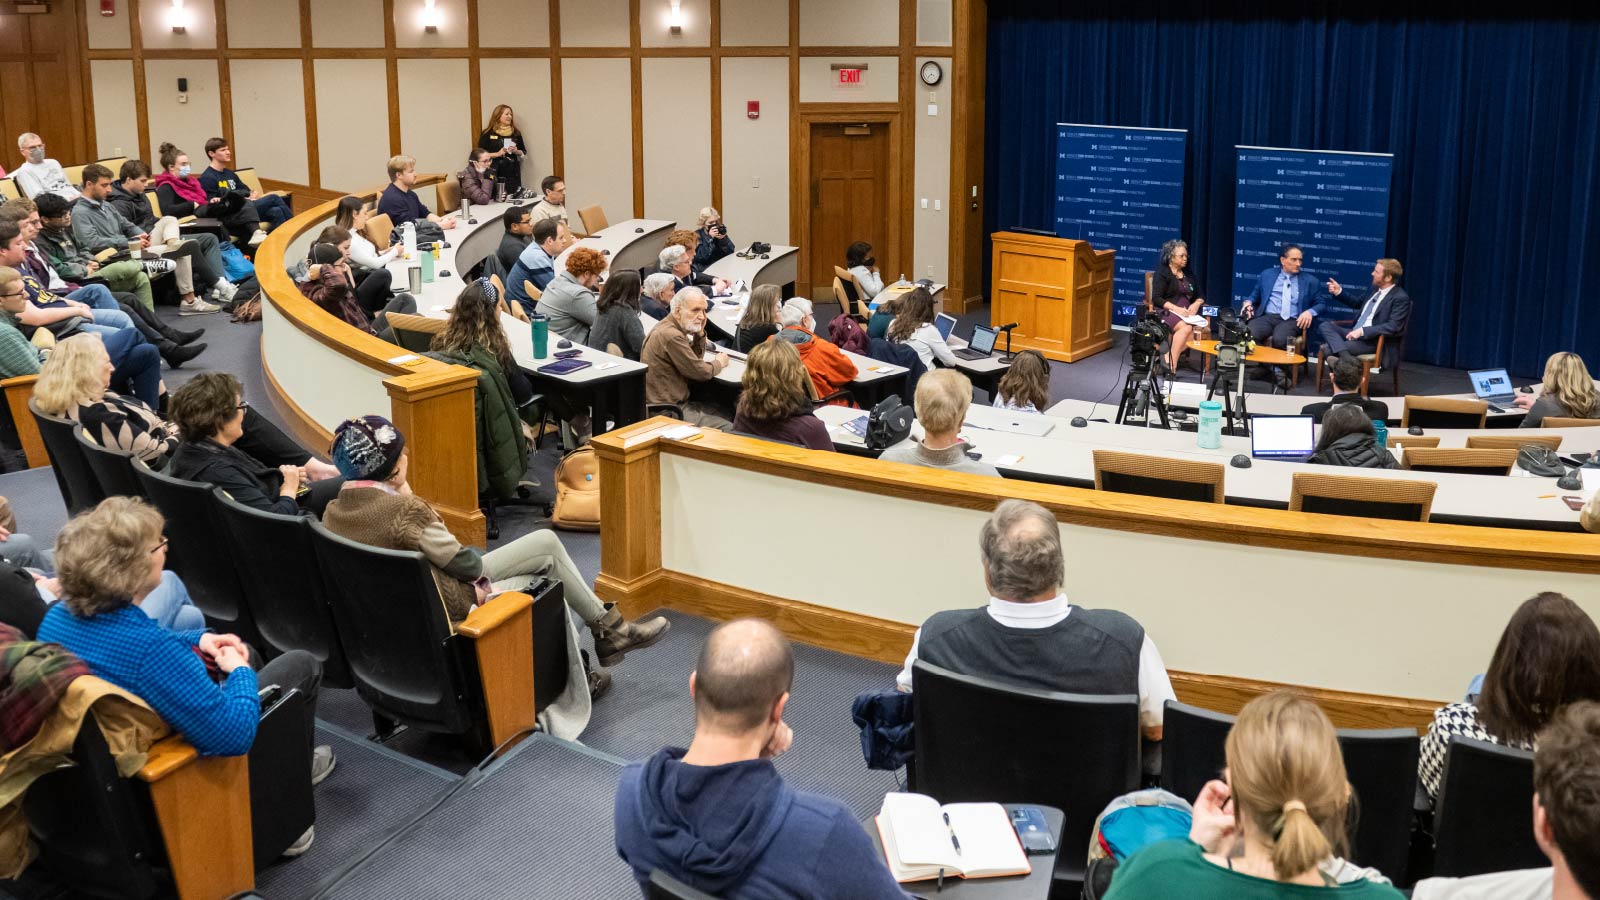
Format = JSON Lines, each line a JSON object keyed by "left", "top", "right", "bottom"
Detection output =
{"left": 1309, "top": 433, "right": 1399, "bottom": 469}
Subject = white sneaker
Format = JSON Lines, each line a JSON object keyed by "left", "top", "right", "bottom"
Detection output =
{"left": 249, "top": 229, "right": 268, "bottom": 246}
{"left": 179, "top": 297, "right": 223, "bottom": 316}
{"left": 282, "top": 825, "right": 314, "bottom": 858}
{"left": 213, "top": 279, "right": 239, "bottom": 301}
{"left": 311, "top": 744, "right": 337, "bottom": 785}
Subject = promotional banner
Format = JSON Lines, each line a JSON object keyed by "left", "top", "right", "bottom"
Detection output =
{"left": 1231, "top": 147, "right": 1393, "bottom": 323}
{"left": 1053, "top": 124, "right": 1188, "bottom": 326}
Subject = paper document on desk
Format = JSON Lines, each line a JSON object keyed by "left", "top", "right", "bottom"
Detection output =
{"left": 1167, "top": 381, "right": 1207, "bottom": 400}
{"left": 713, "top": 279, "right": 747, "bottom": 298}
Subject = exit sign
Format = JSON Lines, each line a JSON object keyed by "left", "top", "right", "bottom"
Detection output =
{"left": 837, "top": 68, "right": 863, "bottom": 86}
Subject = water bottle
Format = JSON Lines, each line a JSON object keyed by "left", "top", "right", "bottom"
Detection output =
{"left": 1372, "top": 419, "right": 1388, "bottom": 451}
{"left": 401, "top": 221, "right": 417, "bottom": 259}
{"left": 1198, "top": 400, "right": 1223, "bottom": 449}
{"left": 531, "top": 313, "right": 548, "bottom": 359}
{"left": 420, "top": 248, "right": 435, "bottom": 283}
{"left": 460, "top": 198, "right": 472, "bottom": 223}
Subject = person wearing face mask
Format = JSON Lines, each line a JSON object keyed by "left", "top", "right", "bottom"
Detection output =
{"left": 539, "top": 246, "right": 606, "bottom": 345}
{"left": 458, "top": 148, "right": 497, "bottom": 207}
{"left": 846, "top": 240, "right": 885, "bottom": 300}
{"left": 106, "top": 159, "right": 238, "bottom": 307}
{"left": 152, "top": 143, "right": 262, "bottom": 248}
{"left": 775, "top": 297, "right": 857, "bottom": 405}
{"left": 641, "top": 287, "right": 733, "bottom": 430}
{"left": 12, "top": 133, "right": 79, "bottom": 202}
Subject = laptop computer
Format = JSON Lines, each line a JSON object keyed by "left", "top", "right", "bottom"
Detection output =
{"left": 934, "top": 313, "right": 957, "bottom": 342}
{"left": 1250, "top": 415, "right": 1315, "bottom": 460}
{"left": 1469, "top": 368, "right": 1517, "bottom": 405}
{"left": 954, "top": 325, "right": 998, "bottom": 361}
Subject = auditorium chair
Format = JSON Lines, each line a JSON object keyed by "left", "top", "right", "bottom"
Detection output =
{"left": 75, "top": 427, "right": 146, "bottom": 500}
{"left": 1385, "top": 433, "right": 1439, "bottom": 449}
{"left": 1432, "top": 736, "right": 1543, "bottom": 878}
{"left": 0, "top": 177, "right": 18, "bottom": 200}
{"left": 1159, "top": 700, "right": 1234, "bottom": 804}
{"left": 234, "top": 167, "right": 292, "bottom": 208}
{"left": 1314, "top": 331, "right": 1406, "bottom": 398}
{"left": 437, "top": 174, "right": 462, "bottom": 213}
{"left": 1463, "top": 433, "right": 1562, "bottom": 451}
{"left": 1092, "top": 450, "right": 1226, "bottom": 503}
{"left": 911, "top": 660, "right": 1140, "bottom": 894}
{"left": 29, "top": 401, "right": 104, "bottom": 515}
{"left": 833, "top": 266, "right": 870, "bottom": 319}
{"left": 1335, "top": 726, "right": 1421, "bottom": 882}
{"left": 578, "top": 204, "right": 609, "bottom": 235}
{"left": 61, "top": 163, "right": 88, "bottom": 190}
{"left": 387, "top": 311, "right": 446, "bottom": 354}
{"left": 648, "top": 870, "right": 721, "bottom": 899}
{"left": 1289, "top": 471, "right": 1436, "bottom": 522}
{"left": 1543, "top": 415, "right": 1600, "bottom": 428}
{"left": 212, "top": 489, "right": 353, "bottom": 688}
{"left": 308, "top": 520, "right": 542, "bottom": 756}
{"left": 362, "top": 212, "right": 395, "bottom": 251}
{"left": 1399, "top": 447, "right": 1517, "bottom": 476}
{"left": 1401, "top": 396, "right": 1487, "bottom": 430}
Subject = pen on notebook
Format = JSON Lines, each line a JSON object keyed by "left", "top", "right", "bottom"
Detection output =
{"left": 943, "top": 812, "right": 962, "bottom": 855}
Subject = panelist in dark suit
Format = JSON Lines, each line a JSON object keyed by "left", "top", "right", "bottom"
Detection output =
{"left": 1239, "top": 243, "right": 1327, "bottom": 350}
{"left": 1300, "top": 355, "right": 1390, "bottom": 424}
{"left": 1150, "top": 239, "right": 1205, "bottom": 375}
{"left": 1320, "top": 258, "right": 1411, "bottom": 361}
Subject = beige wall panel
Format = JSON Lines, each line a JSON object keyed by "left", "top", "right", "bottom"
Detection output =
{"left": 90, "top": 60, "right": 140, "bottom": 158}
{"left": 85, "top": 0, "right": 132, "bottom": 49}
{"left": 719, "top": 58, "right": 788, "bottom": 245}
{"left": 394, "top": 0, "right": 469, "bottom": 49}
{"left": 912, "top": 57, "right": 951, "bottom": 283}
{"left": 397, "top": 59, "right": 473, "bottom": 179}
{"left": 558, "top": 0, "right": 628, "bottom": 46}
{"left": 559, "top": 58, "right": 633, "bottom": 223}
{"left": 640, "top": 0, "right": 710, "bottom": 48}
{"left": 798, "top": 0, "right": 894, "bottom": 45}
{"left": 719, "top": 0, "right": 787, "bottom": 46}
{"left": 798, "top": 56, "right": 898, "bottom": 103}
{"left": 477, "top": 0, "right": 550, "bottom": 47}
{"left": 309, "top": 0, "right": 386, "bottom": 47}
{"left": 143, "top": 60, "right": 223, "bottom": 165}
{"left": 228, "top": 60, "right": 309, "bottom": 185}
{"left": 478, "top": 59, "right": 554, "bottom": 189}
{"left": 223, "top": 0, "right": 302, "bottom": 47}
{"left": 641, "top": 59, "right": 711, "bottom": 226}
{"left": 916, "top": 0, "right": 952, "bottom": 45}
{"left": 139, "top": 0, "right": 217, "bottom": 49}
{"left": 313, "top": 59, "right": 391, "bottom": 191}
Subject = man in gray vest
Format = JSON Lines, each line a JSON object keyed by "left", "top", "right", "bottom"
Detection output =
{"left": 895, "top": 499, "right": 1176, "bottom": 743}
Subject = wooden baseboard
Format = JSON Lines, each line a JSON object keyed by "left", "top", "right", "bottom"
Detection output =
{"left": 599, "top": 567, "right": 1439, "bottom": 731}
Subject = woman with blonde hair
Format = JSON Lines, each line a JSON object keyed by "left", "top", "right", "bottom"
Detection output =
{"left": 476, "top": 104, "right": 527, "bottom": 195}
{"left": 993, "top": 349, "right": 1050, "bottom": 413}
{"left": 694, "top": 206, "right": 734, "bottom": 267}
{"left": 1517, "top": 351, "right": 1599, "bottom": 427}
{"left": 735, "top": 284, "right": 782, "bottom": 352}
{"left": 886, "top": 287, "right": 957, "bottom": 370}
{"left": 732, "top": 339, "right": 833, "bottom": 451}
{"left": 1107, "top": 691, "right": 1403, "bottom": 898}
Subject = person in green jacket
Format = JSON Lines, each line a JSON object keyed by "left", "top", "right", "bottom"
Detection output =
{"left": 32, "top": 192, "right": 155, "bottom": 311}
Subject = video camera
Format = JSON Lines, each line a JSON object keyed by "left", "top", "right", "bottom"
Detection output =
{"left": 1212, "top": 306, "right": 1252, "bottom": 371}
{"left": 1127, "top": 309, "right": 1171, "bottom": 373}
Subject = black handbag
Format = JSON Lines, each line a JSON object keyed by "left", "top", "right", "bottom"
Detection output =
{"left": 866, "top": 395, "right": 913, "bottom": 451}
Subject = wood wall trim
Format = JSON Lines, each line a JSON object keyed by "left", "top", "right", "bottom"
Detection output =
{"left": 215, "top": 2, "right": 233, "bottom": 169}
{"left": 72, "top": 0, "right": 96, "bottom": 156}
{"left": 382, "top": 0, "right": 401, "bottom": 157}
{"left": 897, "top": 0, "right": 916, "bottom": 284}
{"left": 466, "top": 0, "right": 481, "bottom": 133}
{"left": 298, "top": 0, "right": 321, "bottom": 188}
{"left": 128, "top": 0, "right": 150, "bottom": 161}
{"left": 630, "top": 0, "right": 645, "bottom": 219}
{"left": 948, "top": 0, "right": 984, "bottom": 310}
{"left": 709, "top": 0, "right": 722, "bottom": 214}
{"left": 549, "top": 0, "right": 564, "bottom": 175}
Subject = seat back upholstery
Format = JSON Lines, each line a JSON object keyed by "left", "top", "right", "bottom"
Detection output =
{"left": 1433, "top": 736, "right": 1543, "bottom": 878}
{"left": 0, "top": 178, "right": 18, "bottom": 201}
{"left": 1464, "top": 433, "right": 1562, "bottom": 451}
{"left": 578, "top": 205, "right": 609, "bottom": 234}
{"left": 1400, "top": 447, "right": 1518, "bottom": 476}
{"left": 437, "top": 175, "right": 461, "bottom": 213}
{"left": 387, "top": 311, "right": 446, "bottom": 354}
{"left": 1335, "top": 726, "right": 1420, "bottom": 882}
{"left": 1159, "top": 700, "right": 1234, "bottom": 804}
{"left": 30, "top": 401, "right": 104, "bottom": 514}
{"left": 1401, "top": 395, "right": 1487, "bottom": 429}
{"left": 75, "top": 428, "right": 146, "bottom": 499}
{"left": 364, "top": 212, "right": 395, "bottom": 251}
{"left": 1093, "top": 450, "right": 1226, "bottom": 503}
{"left": 1289, "top": 471, "right": 1435, "bottom": 522}
{"left": 213, "top": 490, "right": 353, "bottom": 688}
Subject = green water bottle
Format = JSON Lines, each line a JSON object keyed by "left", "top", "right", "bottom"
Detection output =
{"left": 420, "top": 248, "right": 435, "bottom": 283}
{"left": 531, "top": 313, "right": 548, "bottom": 359}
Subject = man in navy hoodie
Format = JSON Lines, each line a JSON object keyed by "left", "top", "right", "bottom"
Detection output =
{"left": 614, "top": 618, "right": 910, "bottom": 899}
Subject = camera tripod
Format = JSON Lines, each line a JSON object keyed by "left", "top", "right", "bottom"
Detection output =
{"left": 1116, "top": 359, "right": 1171, "bottom": 429}
{"left": 1205, "top": 361, "right": 1251, "bottom": 436}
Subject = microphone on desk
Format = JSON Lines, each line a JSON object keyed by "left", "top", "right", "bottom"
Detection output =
{"left": 992, "top": 323, "right": 1019, "bottom": 361}
{"left": 994, "top": 322, "right": 1020, "bottom": 331}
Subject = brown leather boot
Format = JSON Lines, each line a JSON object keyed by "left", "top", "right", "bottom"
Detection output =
{"left": 591, "top": 604, "right": 671, "bottom": 667}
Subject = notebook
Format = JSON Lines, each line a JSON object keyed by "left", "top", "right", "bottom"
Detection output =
{"left": 934, "top": 313, "right": 957, "bottom": 341}
{"left": 875, "top": 793, "right": 1031, "bottom": 883}
{"left": 1250, "top": 415, "right": 1315, "bottom": 460}
{"left": 1469, "top": 368, "right": 1517, "bottom": 404}
{"left": 954, "top": 325, "right": 997, "bottom": 360}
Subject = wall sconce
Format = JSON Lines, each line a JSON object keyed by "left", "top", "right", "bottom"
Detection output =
{"left": 421, "top": 0, "right": 440, "bottom": 33}
{"left": 668, "top": 0, "right": 683, "bottom": 34}
{"left": 168, "top": 0, "right": 189, "bottom": 34}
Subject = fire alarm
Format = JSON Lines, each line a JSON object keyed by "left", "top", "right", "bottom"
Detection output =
{"left": 747, "top": 101, "right": 759, "bottom": 120}
{"left": 101, "top": 0, "right": 116, "bottom": 15}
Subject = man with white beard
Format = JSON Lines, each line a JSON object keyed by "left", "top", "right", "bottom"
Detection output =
{"left": 640, "top": 286, "right": 733, "bottom": 430}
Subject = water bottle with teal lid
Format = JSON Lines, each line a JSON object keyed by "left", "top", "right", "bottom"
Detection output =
{"left": 531, "top": 313, "right": 549, "bottom": 359}
{"left": 420, "top": 248, "right": 435, "bottom": 283}
{"left": 1372, "top": 419, "right": 1388, "bottom": 451}
{"left": 1198, "top": 400, "right": 1223, "bottom": 449}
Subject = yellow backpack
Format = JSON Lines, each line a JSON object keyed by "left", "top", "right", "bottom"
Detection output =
{"left": 551, "top": 446, "right": 600, "bottom": 531}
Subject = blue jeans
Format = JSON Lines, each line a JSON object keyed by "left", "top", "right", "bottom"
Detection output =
{"left": 251, "top": 194, "right": 292, "bottom": 229}
{"left": 36, "top": 570, "right": 206, "bottom": 632}
{"left": 100, "top": 326, "right": 162, "bottom": 408}
{"left": 68, "top": 284, "right": 120, "bottom": 311}
{"left": 0, "top": 532, "right": 53, "bottom": 570}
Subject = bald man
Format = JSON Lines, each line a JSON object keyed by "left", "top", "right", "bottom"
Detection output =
{"left": 614, "top": 619, "right": 910, "bottom": 899}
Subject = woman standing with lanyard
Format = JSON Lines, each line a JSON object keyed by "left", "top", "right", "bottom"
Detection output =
{"left": 477, "top": 105, "right": 528, "bottom": 197}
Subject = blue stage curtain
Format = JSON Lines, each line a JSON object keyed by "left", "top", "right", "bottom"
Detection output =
{"left": 985, "top": 5, "right": 1600, "bottom": 373}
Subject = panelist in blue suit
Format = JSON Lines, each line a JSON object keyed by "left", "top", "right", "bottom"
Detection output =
{"left": 1239, "top": 243, "right": 1327, "bottom": 353}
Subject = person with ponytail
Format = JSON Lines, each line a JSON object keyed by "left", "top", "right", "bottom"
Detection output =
{"left": 1106, "top": 691, "right": 1404, "bottom": 899}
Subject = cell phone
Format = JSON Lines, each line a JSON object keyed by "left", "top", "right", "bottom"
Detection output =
{"left": 1563, "top": 496, "right": 1586, "bottom": 511}
{"left": 554, "top": 348, "right": 582, "bottom": 359}
{"left": 1010, "top": 806, "right": 1055, "bottom": 854}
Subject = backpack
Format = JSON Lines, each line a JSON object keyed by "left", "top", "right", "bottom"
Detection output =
{"left": 827, "top": 313, "right": 871, "bottom": 355}
{"left": 219, "top": 241, "right": 256, "bottom": 281}
{"left": 551, "top": 446, "right": 600, "bottom": 531}
{"left": 230, "top": 282, "right": 263, "bottom": 323}
{"left": 1082, "top": 789, "right": 1193, "bottom": 900}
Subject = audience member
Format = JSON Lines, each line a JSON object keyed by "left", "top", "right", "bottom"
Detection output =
{"left": 879, "top": 368, "right": 996, "bottom": 475}
{"left": 530, "top": 175, "right": 567, "bottom": 226}
{"left": 886, "top": 286, "right": 957, "bottom": 370}
{"left": 1418, "top": 592, "right": 1600, "bottom": 804}
{"left": 1321, "top": 258, "right": 1411, "bottom": 363}
{"left": 736, "top": 284, "right": 782, "bottom": 352}
{"left": 333, "top": 196, "right": 400, "bottom": 272}
{"left": 640, "top": 272, "right": 675, "bottom": 321}
{"left": 614, "top": 618, "right": 911, "bottom": 898}
{"left": 71, "top": 165, "right": 226, "bottom": 315}
{"left": 36, "top": 496, "right": 332, "bottom": 857}
{"left": 106, "top": 159, "right": 238, "bottom": 306}
{"left": 477, "top": 105, "right": 527, "bottom": 196}
{"left": 541, "top": 246, "right": 605, "bottom": 345}
{"left": 866, "top": 289, "right": 906, "bottom": 339}
{"left": 309, "top": 225, "right": 414, "bottom": 324}
{"left": 1584, "top": 492, "right": 1600, "bottom": 535}
{"left": 1106, "top": 691, "right": 1403, "bottom": 898}
{"left": 11, "top": 134, "right": 78, "bottom": 201}
{"left": 0, "top": 268, "right": 44, "bottom": 380}
{"left": 641, "top": 287, "right": 732, "bottom": 430}
{"left": 897, "top": 499, "right": 1173, "bottom": 738}
{"left": 152, "top": 143, "right": 261, "bottom": 246}
{"left": 1306, "top": 404, "right": 1398, "bottom": 469}
{"left": 732, "top": 340, "right": 833, "bottom": 451}
{"left": 458, "top": 148, "right": 496, "bottom": 207}
{"left": 506, "top": 217, "right": 561, "bottom": 313}
{"left": 321, "top": 415, "right": 669, "bottom": 709}
{"left": 777, "top": 297, "right": 856, "bottom": 403}
{"left": 197, "top": 138, "right": 292, "bottom": 231}
{"left": 0, "top": 494, "right": 50, "bottom": 571}
{"left": 299, "top": 238, "right": 414, "bottom": 342}
{"left": 1300, "top": 355, "right": 1389, "bottom": 424}
{"left": 693, "top": 207, "right": 734, "bottom": 267}
{"left": 33, "top": 191, "right": 158, "bottom": 311}
{"left": 1151, "top": 239, "right": 1206, "bottom": 374}
{"left": 656, "top": 244, "right": 700, "bottom": 294}
{"left": 1516, "top": 352, "right": 1600, "bottom": 427}
{"left": 589, "top": 270, "right": 646, "bottom": 360}
{"left": 846, "top": 240, "right": 884, "bottom": 301}
{"left": 430, "top": 278, "right": 538, "bottom": 416}
{"left": 377, "top": 155, "right": 456, "bottom": 232}
{"left": 166, "top": 373, "right": 344, "bottom": 516}
{"left": 994, "top": 349, "right": 1050, "bottom": 413}
{"left": 1412, "top": 700, "right": 1600, "bottom": 900}
{"left": 496, "top": 205, "right": 533, "bottom": 272}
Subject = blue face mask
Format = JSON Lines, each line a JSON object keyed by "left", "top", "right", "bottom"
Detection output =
{"left": 178, "top": 165, "right": 191, "bottom": 177}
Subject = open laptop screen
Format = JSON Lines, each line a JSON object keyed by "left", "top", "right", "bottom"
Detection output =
{"left": 968, "top": 325, "right": 998, "bottom": 355}
{"left": 1251, "top": 416, "right": 1315, "bottom": 459}
{"left": 1469, "top": 368, "right": 1513, "bottom": 399}
{"left": 934, "top": 313, "right": 957, "bottom": 341}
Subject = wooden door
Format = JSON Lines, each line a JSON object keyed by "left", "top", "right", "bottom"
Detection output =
{"left": 807, "top": 122, "right": 889, "bottom": 301}
{"left": 0, "top": 4, "right": 91, "bottom": 169}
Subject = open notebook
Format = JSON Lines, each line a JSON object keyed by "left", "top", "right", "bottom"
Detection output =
{"left": 874, "top": 793, "right": 1031, "bottom": 883}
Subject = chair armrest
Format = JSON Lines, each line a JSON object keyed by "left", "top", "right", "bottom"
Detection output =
{"left": 459, "top": 590, "right": 536, "bottom": 755}
{"left": 813, "top": 389, "right": 854, "bottom": 408}
{"left": 1, "top": 374, "right": 46, "bottom": 469}
{"left": 499, "top": 299, "right": 530, "bottom": 323}
{"left": 94, "top": 248, "right": 119, "bottom": 263}
{"left": 178, "top": 215, "right": 198, "bottom": 225}
{"left": 137, "top": 735, "right": 255, "bottom": 900}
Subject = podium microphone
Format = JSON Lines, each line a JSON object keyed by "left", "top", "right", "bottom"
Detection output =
{"left": 992, "top": 322, "right": 1020, "bottom": 361}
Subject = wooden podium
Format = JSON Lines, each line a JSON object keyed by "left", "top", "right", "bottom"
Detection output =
{"left": 989, "top": 232, "right": 1114, "bottom": 362}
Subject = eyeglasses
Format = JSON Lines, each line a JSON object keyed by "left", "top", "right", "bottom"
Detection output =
{"left": 0, "top": 290, "right": 23, "bottom": 299}
{"left": 235, "top": 399, "right": 250, "bottom": 410}
{"left": 149, "top": 537, "right": 169, "bottom": 555}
